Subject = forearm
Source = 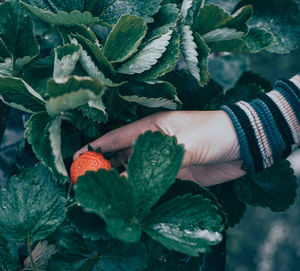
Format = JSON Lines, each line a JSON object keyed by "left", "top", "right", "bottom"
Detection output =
{"left": 221, "top": 74, "right": 300, "bottom": 174}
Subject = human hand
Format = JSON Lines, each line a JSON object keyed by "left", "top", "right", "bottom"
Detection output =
{"left": 74, "top": 111, "right": 246, "bottom": 186}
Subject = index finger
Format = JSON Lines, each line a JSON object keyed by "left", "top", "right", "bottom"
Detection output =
{"left": 73, "top": 113, "right": 161, "bottom": 160}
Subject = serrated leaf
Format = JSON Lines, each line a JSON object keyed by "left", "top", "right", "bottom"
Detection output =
{"left": 67, "top": 205, "right": 107, "bottom": 241}
{"left": 234, "top": 0, "right": 300, "bottom": 53}
{"left": 25, "top": 112, "right": 68, "bottom": 183}
{"left": 23, "top": 241, "right": 57, "bottom": 271}
{"left": 211, "top": 182, "right": 246, "bottom": 228}
{"left": 0, "top": 77, "right": 45, "bottom": 113}
{"left": 0, "top": 1, "right": 39, "bottom": 61}
{"left": 101, "top": 0, "right": 162, "bottom": 25}
{"left": 54, "top": 44, "right": 82, "bottom": 79}
{"left": 85, "top": 0, "right": 117, "bottom": 17}
{"left": 136, "top": 30, "right": 180, "bottom": 80}
{"left": 118, "top": 29, "right": 173, "bottom": 75}
{"left": 143, "top": 194, "right": 223, "bottom": 256}
{"left": 244, "top": 27, "right": 277, "bottom": 53}
{"left": 72, "top": 34, "right": 116, "bottom": 78}
{"left": 22, "top": 2, "right": 100, "bottom": 26}
{"left": 46, "top": 76, "right": 107, "bottom": 116}
{"left": 0, "top": 37, "right": 10, "bottom": 59}
{"left": 128, "top": 131, "right": 184, "bottom": 219}
{"left": 234, "top": 159, "right": 298, "bottom": 212}
{"left": 152, "top": 3, "right": 180, "bottom": 29}
{"left": 0, "top": 235, "right": 19, "bottom": 271}
{"left": 205, "top": 0, "right": 240, "bottom": 13}
{"left": 0, "top": 164, "right": 66, "bottom": 242}
{"left": 119, "top": 81, "right": 180, "bottom": 110}
{"left": 0, "top": 58, "right": 13, "bottom": 78}
{"left": 103, "top": 15, "right": 148, "bottom": 63}
{"left": 203, "top": 28, "right": 245, "bottom": 42}
{"left": 79, "top": 98, "right": 108, "bottom": 124}
{"left": 75, "top": 169, "right": 142, "bottom": 242}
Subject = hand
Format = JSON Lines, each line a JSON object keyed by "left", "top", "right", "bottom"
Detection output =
{"left": 74, "top": 111, "right": 246, "bottom": 186}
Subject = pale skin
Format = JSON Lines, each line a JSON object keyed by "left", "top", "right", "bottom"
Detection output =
{"left": 74, "top": 110, "right": 247, "bottom": 186}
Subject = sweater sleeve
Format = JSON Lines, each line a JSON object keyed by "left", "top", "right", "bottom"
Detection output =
{"left": 221, "top": 73, "right": 300, "bottom": 174}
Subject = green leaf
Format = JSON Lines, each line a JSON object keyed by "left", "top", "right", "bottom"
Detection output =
{"left": 211, "top": 182, "right": 246, "bottom": 228}
{"left": 46, "top": 76, "right": 107, "bottom": 116}
{"left": 234, "top": 159, "right": 298, "bottom": 212}
{"left": 136, "top": 30, "right": 180, "bottom": 80}
{"left": 143, "top": 194, "right": 223, "bottom": 256}
{"left": 244, "top": 27, "right": 277, "bottom": 53}
{"left": 101, "top": 0, "right": 162, "bottom": 25}
{"left": 103, "top": 15, "right": 148, "bottom": 63}
{"left": 75, "top": 169, "right": 142, "bottom": 242}
{"left": 205, "top": 0, "right": 240, "bottom": 13}
{"left": 79, "top": 98, "right": 108, "bottom": 124}
{"left": 145, "top": 237, "right": 203, "bottom": 270}
{"left": 0, "top": 1, "right": 39, "bottom": 61}
{"left": 235, "top": 0, "right": 300, "bottom": 53}
{"left": 203, "top": 28, "right": 245, "bottom": 43}
{"left": 207, "top": 38, "right": 250, "bottom": 53}
{"left": 0, "top": 164, "right": 66, "bottom": 242}
{"left": 118, "top": 29, "right": 173, "bottom": 75}
{"left": 128, "top": 131, "right": 185, "bottom": 219}
{"left": 152, "top": 3, "right": 180, "bottom": 29}
{"left": 25, "top": 112, "right": 68, "bottom": 183}
{"left": 54, "top": 44, "right": 82, "bottom": 79}
{"left": 72, "top": 33, "right": 116, "bottom": 79}
{"left": 0, "top": 37, "right": 10, "bottom": 59}
{"left": 0, "top": 58, "right": 13, "bottom": 78}
{"left": 85, "top": 0, "right": 118, "bottom": 17}
{"left": 0, "top": 77, "right": 45, "bottom": 113}
{"left": 66, "top": 204, "right": 107, "bottom": 241}
{"left": 22, "top": 2, "right": 100, "bottom": 26}
{"left": 0, "top": 235, "right": 19, "bottom": 271}
{"left": 119, "top": 81, "right": 181, "bottom": 110}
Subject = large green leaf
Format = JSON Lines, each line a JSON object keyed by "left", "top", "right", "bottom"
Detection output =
{"left": 202, "top": 28, "right": 245, "bottom": 43}
{"left": 143, "top": 194, "right": 224, "bottom": 256}
{"left": 205, "top": 0, "right": 240, "bottom": 13}
{"left": 0, "top": 58, "right": 13, "bottom": 78}
{"left": 0, "top": 37, "right": 10, "bottom": 59}
{"left": 136, "top": 30, "right": 180, "bottom": 80}
{"left": 119, "top": 81, "right": 181, "bottom": 110}
{"left": 46, "top": 76, "right": 107, "bottom": 116}
{"left": 25, "top": 112, "right": 68, "bottom": 183}
{"left": 0, "top": 164, "right": 66, "bottom": 243}
{"left": 0, "top": 77, "right": 45, "bottom": 113}
{"left": 0, "top": 1, "right": 38, "bottom": 61}
{"left": 234, "top": 159, "right": 298, "bottom": 212}
{"left": 22, "top": 2, "right": 100, "bottom": 26}
{"left": 103, "top": 15, "right": 148, "bottom": 63}
{"left": 79, "top": 98, "right": 108, "bottom": 124}
{"left": 0, "top": 235, "right": 19, "bottom": 271}
{"left": 207, "top": 38, "right": 250, "bottom": 53}
{"left": 75, "top": 169, "right": 142, "bottom": 242}
{"left": 101, "top": 0, "right": 162, "bottom": 25}
{"left": 118, "top": 29, "right": 173, "bottom": 75}
{"left": 128, "top": 131, "right": 184, "bottom": 219}
{"left": 54, "top": 44, "right": 82, "bottom": 79}
{"left": 235, "top": 0, "right": 300, "bottom": 53}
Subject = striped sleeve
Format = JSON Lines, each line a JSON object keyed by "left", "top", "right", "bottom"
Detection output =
{"left": 221, "top": 73, "right": 300, "bottom": 174}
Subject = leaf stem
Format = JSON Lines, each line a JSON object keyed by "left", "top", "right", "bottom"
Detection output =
{"left": 27, "top": 234, "right": 37, "bottom": 271}
{"left": 117, "top": 156, "right": 128, "bottom": 172}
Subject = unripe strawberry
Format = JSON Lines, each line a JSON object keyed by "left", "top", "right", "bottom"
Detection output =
{"left": 70, "top": 151, "right": 111, "bottom": 184}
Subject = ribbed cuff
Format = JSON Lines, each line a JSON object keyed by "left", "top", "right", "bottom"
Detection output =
{"left": 221, "top": 74, "right": 300, "bottom": 174}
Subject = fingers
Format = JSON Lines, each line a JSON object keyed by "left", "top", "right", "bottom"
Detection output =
{"left": 177, "top": 160, "right": 246, "bottom": 187}
{"left": 73, "top": 113, "right": 161, "bottom": 160}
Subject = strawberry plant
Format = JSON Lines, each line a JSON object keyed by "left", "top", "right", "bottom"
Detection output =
{"left": 0, "top": 0, "right": 299, "bottom": 270}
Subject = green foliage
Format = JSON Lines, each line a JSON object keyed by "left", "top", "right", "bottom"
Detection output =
{"left": 0, "top": 0, "right": 299, "bottom": 269}
{"left": 0, "top": 164, "right": 66, "bottom": 242}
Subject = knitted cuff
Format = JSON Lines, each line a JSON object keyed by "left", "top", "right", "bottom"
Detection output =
{"left": 221, "top": 73, "right": 300, "bottom": 174}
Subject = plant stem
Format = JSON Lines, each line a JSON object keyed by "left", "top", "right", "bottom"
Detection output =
{"left": 27, "top": 234, "right": 37, "bottom": 271}
{"left": 117, "top": 156, "right": 128, "bottom": 172}
{"left": 67, "top": 182, "right": 73, "bottom": 197}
